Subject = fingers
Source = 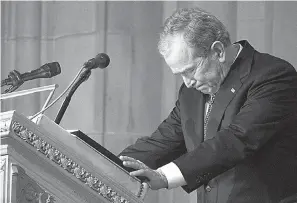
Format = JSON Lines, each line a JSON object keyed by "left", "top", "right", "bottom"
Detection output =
{"left": 123, "top": 160, "right": 147, "bottom": 170}
{"left": 130, "top": 169, "right": 154, "bottom": 181}
{"left": 130, "top": 169, "right": 147, "bottom": 176}
{"left": 143, "top": 181, "right": 151, "bottom": 190}
{"left": 123, "top": 161, "right": 141, "bottom": 169}
{"left": 119, "top": 156, "right": 138, "bottom": 162}
{"left": 119, "top": 156, "right": 147, "bottom": 170}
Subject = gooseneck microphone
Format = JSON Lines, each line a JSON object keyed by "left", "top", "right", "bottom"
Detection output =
{"left": 83, "top": 53, "right": 110, "bottom": 69}
{"left": 54, "top": 53, "right": 110, "bottom": 125}
{"left": 1, "top": 62, "right": 61, "bottom": 93}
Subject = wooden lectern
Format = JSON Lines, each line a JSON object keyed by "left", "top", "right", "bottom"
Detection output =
{"left": 0, "top": 110, "right": 149, "bottom": 203}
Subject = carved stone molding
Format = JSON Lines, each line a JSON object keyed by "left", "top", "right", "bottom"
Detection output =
{"left": 22, "top": 183, "right": 54, "bottom": 203}
{"left": 0, "top": 118, "right": 11, "bottom": 133}
{"left": 11, "top": 121, "right": 142, "bottom": 203}
{"left": 0, "top": 157, "right": 7, "bottom": 203}
{"left": 0, "top": 158, "right": 6, "bottom": 172}
{"left": 11, "top": 164, "right": 55, "bottom": 203}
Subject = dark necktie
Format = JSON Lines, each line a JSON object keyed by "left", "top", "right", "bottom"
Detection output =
{"left": 204, "top": 94, "right": 216, "bottom": 140}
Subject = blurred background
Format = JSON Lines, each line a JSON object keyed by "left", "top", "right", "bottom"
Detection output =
{"left": 1, "top": 1, "right": 297, "bottom": 202}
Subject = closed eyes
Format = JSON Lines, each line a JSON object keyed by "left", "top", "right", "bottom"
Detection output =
{"left": 181, "top": 66, "right": 197, "bottom": 77}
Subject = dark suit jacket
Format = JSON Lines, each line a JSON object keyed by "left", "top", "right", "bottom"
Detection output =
{"left": 120, "top": 41, "right": 297, "bottom": 203}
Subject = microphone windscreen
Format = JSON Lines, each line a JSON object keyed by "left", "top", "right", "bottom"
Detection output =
{"left": 28, "top": 62, "right": 61, "bottom": 78}
{"left": 43, "top": 62, "right": 62, "bottom": 77}
{"left": 94, "top": 53, "right": 110, "bottom": 69}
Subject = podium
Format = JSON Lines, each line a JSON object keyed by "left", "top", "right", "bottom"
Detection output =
{"left": 0, "top": 110, "right": 149, "bottom": 203}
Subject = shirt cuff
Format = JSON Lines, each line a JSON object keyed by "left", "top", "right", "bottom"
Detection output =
{"left": 157, "top": 162, "right": 187, "bottom": 189}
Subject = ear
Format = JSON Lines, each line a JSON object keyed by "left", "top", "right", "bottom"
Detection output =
{"left": 210, "top": 41, "right": 225, "bottom": 63}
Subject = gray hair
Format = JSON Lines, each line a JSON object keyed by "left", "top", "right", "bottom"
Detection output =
{"left": 158, "top": 7, "right": 231, "bottom": 57}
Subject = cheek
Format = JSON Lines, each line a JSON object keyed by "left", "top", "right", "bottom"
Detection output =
{"left": 200, "top": 70, "right": 221, "bottom": 86}
{"left": 201, "top": 70, "right": 217, "bottom": 81}
{"left": 193, "top": 61, "right": 221, "bottom": 83}
{"left": 206, "top": 63, "right": 222, "bottom": 80}
{"left": 193, "top": 71, "right": 206, "bottom": 82}
{"left": 193, "top": 61, "right": 213, "bottom": 82}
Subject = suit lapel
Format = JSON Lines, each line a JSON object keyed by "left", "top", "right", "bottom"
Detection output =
{"left": 205, "top": 40, "right": 254, "bottom": 140}
{"left": 205, "top": 66, "right": 242, "bottom": 140}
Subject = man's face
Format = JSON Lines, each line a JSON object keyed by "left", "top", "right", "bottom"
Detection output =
{"left": 164, "top": 36, "right": 224, "bottom": 95}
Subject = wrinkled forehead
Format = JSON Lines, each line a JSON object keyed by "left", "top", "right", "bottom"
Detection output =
{"left": 163, "top": 35, "right": 195, "bottom": 68}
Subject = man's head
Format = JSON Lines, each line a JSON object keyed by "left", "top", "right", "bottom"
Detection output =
{"left": 158, "top": 8, "right": 233, "bottom": 94}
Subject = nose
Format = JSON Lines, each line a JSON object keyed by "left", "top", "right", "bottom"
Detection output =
{"left": 182, "top": 76, "right": 195, "bottom": 88}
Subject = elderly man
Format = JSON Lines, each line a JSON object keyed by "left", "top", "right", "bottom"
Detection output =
{"left": 119, "top": 7, "right": 297, "bottom": 203}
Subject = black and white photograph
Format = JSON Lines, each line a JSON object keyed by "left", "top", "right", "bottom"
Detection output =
{"left": 1, "top": 1, "right": 297, "bottom": 203}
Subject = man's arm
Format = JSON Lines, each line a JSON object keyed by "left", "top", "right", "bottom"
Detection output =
{"left": 119, "top": 85, "right": 187, "bottom": 170}
{"left": 174, "top": 63, "right": 297, "bottom": 192}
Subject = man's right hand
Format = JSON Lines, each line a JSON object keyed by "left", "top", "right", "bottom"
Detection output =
{"left": 119, "top": 156, "right": 168, "bottom": 190}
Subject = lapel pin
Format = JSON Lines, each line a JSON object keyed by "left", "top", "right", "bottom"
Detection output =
{"left": 231, "top": 88, "right": 235, "bottom": 93}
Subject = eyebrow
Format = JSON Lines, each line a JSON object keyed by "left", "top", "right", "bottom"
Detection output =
{"left": 172, "top": 64, "right": 195, "bottom": 75}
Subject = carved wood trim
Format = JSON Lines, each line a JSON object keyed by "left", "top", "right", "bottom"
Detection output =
{"left": 11, "top": 121, "right": 141, "bottom": 203}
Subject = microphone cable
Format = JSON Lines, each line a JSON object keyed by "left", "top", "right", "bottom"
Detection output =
{"left": 29, "top": 66, "right": 85, "bottom": 121}
{"left": 29, "top": 53, "right": 110, "bottom": 121}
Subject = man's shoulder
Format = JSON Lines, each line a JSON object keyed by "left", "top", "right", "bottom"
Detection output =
{"left": 251, "top": 51, "right": 296, "bottom": 77}
{"left": 237, "top": 40, "right": 296, "bottom": 73}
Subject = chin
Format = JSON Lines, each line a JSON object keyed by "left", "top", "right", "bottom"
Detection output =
{"left": 196, "top": 87, "right": 213, "bottom": 94}
{"left": 199, "top": 89, "right": 211, "bottom": 94}
{"left": 196, "top": 84, "right": 218, "bottom": 94}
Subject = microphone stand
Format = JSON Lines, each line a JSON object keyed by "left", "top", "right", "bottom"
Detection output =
{"left": 54, "top": 68, "right": 92, "bottom": 125}
{"left": 1, "top": 70, "right": 24, "bottom": 93}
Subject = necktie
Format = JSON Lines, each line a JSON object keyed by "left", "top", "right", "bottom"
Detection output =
{"left": 204, "top": 94, "right": 216, "bottom": 140}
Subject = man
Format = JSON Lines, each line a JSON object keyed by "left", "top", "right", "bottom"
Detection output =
{"left": 119, "top": 7, "right": 297, "bottom": 203}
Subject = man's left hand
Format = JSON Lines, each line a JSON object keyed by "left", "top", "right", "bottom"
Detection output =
{"left": 119, "top": 156, "right": 168, "bottom": 190}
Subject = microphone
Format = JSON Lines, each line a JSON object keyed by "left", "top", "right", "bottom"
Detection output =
{"left": 83, "top": 53, "right": 110, "bottom": 69}
{"left": 1, "top": 62, "right": 61, "bottom": 87}
{"left": 54, "top": 53, "right": 110, "bottom": 125}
